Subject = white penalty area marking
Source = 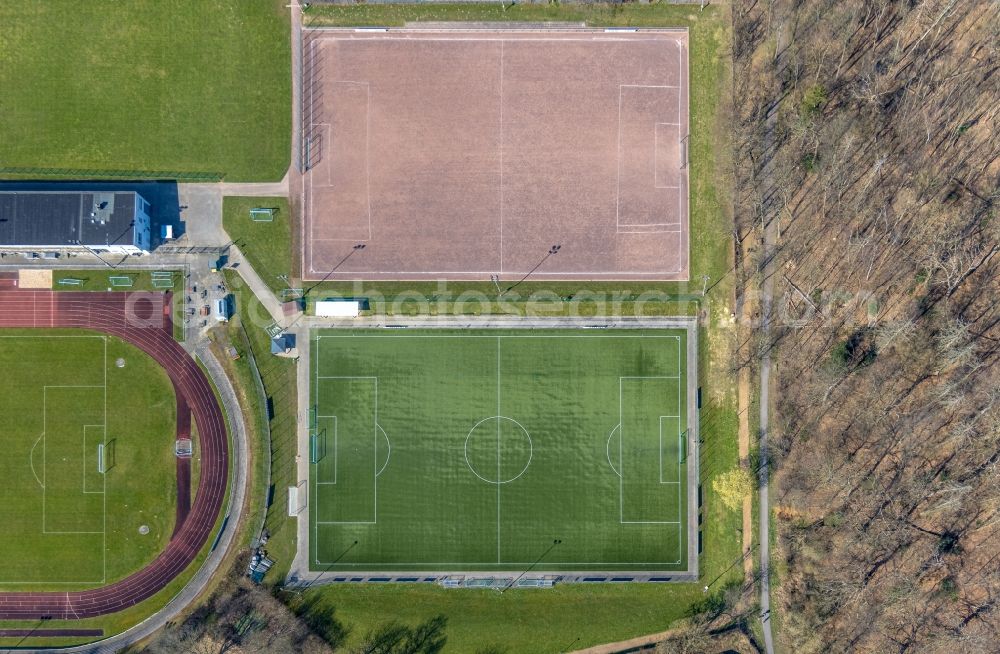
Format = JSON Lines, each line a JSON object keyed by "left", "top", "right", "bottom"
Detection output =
{"left": 312, "top": 368, "right": 380, "bottom": 526}
{"left": 618, "top": 371, "right": 684, "bottom": 526}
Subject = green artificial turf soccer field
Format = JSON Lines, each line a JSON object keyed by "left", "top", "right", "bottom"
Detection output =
{"left": 310, "top": 329, "right": 690, "bottom": 572}
{"left": 0, "top": 331, "right": 178, "bottom": 590}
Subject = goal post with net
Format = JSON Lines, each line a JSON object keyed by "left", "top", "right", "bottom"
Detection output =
{"left": 250, "top": 207, "right": 276, "bottom": 222}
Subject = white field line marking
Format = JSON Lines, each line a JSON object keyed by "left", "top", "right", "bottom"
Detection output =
{"left": 313, "top": 334, "right": 319, "bottom": 560}
{"left": 464, "top": 416, "right": 533, "bottom": 485}
{"left": 615, "top": 84, "right": 623, "bottom": 232}
{"left": 376, "top": 424, "right": 391, "bottom": 477}
{"left": 677, "top": 42, "right": 683, "bottom": 272}
{"left": 6, "top": 335, "right": 110, "bottom": 583}
{"left": 498, "top": 40, "right": 504, "bottom": 276}
{"left": 312, "top": 559, "right": 686, "bottom": 566}
{"left": 311, "top": 333, "right": 688, "bottom": 566}
{"left": 318, "top": 335, "right": 682, "bottom": 340}
{"left": 619, "top": 377, "right": 623, "bottom": 522}
{"left": 497, "top": 336, "right": 501, "bottom": 563}
{"left": 619, "top": 377, "right": 684, "bottom": 525}
{"left": 657, "top": 417, "right": 681, "bottom": 485}
{"left": 606, "top": 423, "right": 622, "bottom": 478}
{"left": 307, "top": 37, "right": 318, "bottom": 276}
{"left": 654, "top": 121, "right": 682, "bottom": 190}
{"left": 313, "top": 375, "right": 379, "bottom": 524}
{"left": 318, "top": 36, "right": 688, "bottom": 44}
{"left": 29, "top": 435, "right": 45, "bottom": 489}
{"left": 676, "top": 337, "right": 683, "bottom": 548}
{"left": 82, "top": 425, "right": 107, "bottom": 494}
{"left": 300, "top": 268, "right": 689, "bottom": 275}
{"left": 42, "top": 386, "right": 105, "bottom": 535}
{"left": 315, "top": 415, "right": 338, "bottom": 485}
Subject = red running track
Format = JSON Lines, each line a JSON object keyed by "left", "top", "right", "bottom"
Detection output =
{"left": 0, "top": 290, "right": 228, "bottom": 620}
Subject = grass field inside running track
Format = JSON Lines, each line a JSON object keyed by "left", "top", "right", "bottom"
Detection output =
{"left": 310, "top": 329, "right": 690, "bottom": 572}
{"left": 0, "top": 330, "right": 178, "bottom": 590}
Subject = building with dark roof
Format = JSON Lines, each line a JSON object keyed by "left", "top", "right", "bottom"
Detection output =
{"left": 0, "top": 190, "right": 152, "bottom": 254}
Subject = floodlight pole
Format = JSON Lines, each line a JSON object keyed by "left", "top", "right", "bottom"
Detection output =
{"left": 502, "top": 244, "right": 561, "bottom": 296}
{"left": 282, "top": 540, "right": 359, "bottom": 595}
{"left": 302, "top": 243, "right": 365, "bottom": 298}
{"left": 499, "top": 538, "right": 561, "bottom": 594}
{"left": 703, "top": 543, "right": 757, "bottom": 593}
{"left": 491, "top": 274, "right": 502, "bottom": 295}
{"left": 73, "top": 240, "right": 116, "bottom": 269}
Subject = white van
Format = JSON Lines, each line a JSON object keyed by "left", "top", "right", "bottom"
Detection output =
{"left": 214, "top": 297, "right": 229, "bottom": 322}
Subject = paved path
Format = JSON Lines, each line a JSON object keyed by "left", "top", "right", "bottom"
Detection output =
{"left": 228, "top": 246, "right": 289, "bottom": 326}
{"left": 568, "top": 628, "right": 680, "bottom": 654}
{"left": 176, "top": 177, "right": 290, "bottom": 248}
{"left": 757, "top": 21, "right": 790, "bottom": 654}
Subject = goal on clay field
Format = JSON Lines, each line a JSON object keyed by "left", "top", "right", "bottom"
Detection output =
{"left": 249, "top": 207, "right": 276, "bottom": 223}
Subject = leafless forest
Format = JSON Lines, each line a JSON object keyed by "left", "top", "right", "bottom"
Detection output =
{"left": 733, "top": 0, "right": 999, "bottom": 651}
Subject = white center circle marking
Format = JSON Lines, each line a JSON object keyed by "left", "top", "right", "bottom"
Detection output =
{"left": 464, "top": 416, "right": 533, "bottom": 484}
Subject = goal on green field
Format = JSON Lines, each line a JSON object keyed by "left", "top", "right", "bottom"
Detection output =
{"left": 97, "top": 443, "right": 106, "bottom": 475}
{"left": 309, "top": 430, "right": 325, "bottom": 464}
{"left": 151, "top": 271, "right": 175, "bottom": 289}
{"left": 249, "top": 207, "right": 276, "bottom": 223}
{"left": 109, "top": 276, "right": 134, "bottom": 288}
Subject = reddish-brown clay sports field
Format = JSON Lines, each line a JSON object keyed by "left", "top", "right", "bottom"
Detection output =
{"left": 301, "top": 28, "right": 689, "bottom": 281}
{"left": 0, "top": 288, "right": 228, "bottom": 620}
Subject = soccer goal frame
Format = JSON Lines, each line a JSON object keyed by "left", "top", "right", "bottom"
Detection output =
{"left": 250, "top": 207, "right": 276, "bottom": 222}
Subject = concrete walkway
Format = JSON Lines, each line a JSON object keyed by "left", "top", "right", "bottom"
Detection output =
{"left": 228, "top": 246, "right": 289, "bottom": 326}
{"left": 176, "top": 176, "right": 290, "bottom": 248}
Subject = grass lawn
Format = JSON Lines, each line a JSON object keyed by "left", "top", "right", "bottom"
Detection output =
{"left": 0, "top": 330, "right": 176, "bottom": 589}
{"left": 310, "top": 329, "right": 692, "bottom": 572}
{"left": 52, "top": 269, "right": 183, "bottom": 292}
{"left": 301, "top": 2, "right": 729, "bottom": 314}
{"left": 0, "top": 0, "right": 290, "bottom": 181}
{"left": 294, "top": 582, "right": 711, "bottom": 653}
{"left": 223, "top": 197, "right": 293, "bottom": 295}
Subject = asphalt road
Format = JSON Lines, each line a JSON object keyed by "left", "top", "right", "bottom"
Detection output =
{"left": 758, "top": 21, "right": 790, "bottom": 654}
